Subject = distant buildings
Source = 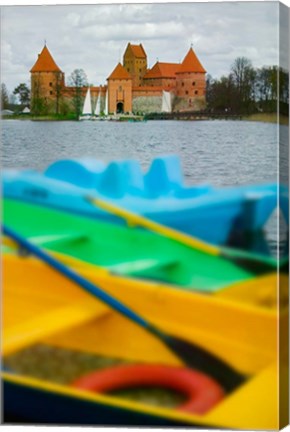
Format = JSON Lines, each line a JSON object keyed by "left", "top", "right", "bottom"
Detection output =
{"left": 30, "top": 43, "right": 207, "bottom": 115}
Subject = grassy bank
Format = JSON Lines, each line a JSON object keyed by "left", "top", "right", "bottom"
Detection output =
{"left": 242, "top": 113, "right": 289, "bottom": 125}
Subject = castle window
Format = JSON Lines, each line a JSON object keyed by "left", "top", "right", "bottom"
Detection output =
{"left": 50, "top": 91, "right": 53, "bottom": 95}
{"left": 195, "top": 90, "right": 198, "bottom": 95}
{"left": 182, "top": 83, "right": 184, "bottom": 87}
{"left": 185, "top": 90, "right": 188, "bottom": 95}
{"left": 192, "top": 81, "right": 196, "bottom": 86}
{"left": 49, "top": 82, "right": 53, "bottom": 87}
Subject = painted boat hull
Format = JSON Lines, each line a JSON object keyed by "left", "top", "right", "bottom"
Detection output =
{"left": 3, "top": 198, "right": 279, "bottom": 294}
{"left": 2, "top": 155, "right": 283, "bottom": 244}
{"left": 3, "top": 253, "right": 286, "bottom": 370}
{"left": 2, "top": 254, "right": 287, "bottom": 429}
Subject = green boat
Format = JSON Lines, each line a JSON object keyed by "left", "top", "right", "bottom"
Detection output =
{"left": 3, "top": 198, "right": 278, "bottom": 293}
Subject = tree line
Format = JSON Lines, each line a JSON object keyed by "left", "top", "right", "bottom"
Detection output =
{"left": 206, "top": 57, "right": 289, "bottom": 116}
{"left": 1, "top": 57, "right": 289, "bottom": 117}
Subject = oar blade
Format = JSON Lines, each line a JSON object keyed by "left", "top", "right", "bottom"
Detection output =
{"left": 151, "top": 327, "right": 246, "bottom": 393}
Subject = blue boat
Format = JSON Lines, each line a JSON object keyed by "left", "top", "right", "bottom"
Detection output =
{"left": 2, "top": 155, "right": 283, "bottom": 245}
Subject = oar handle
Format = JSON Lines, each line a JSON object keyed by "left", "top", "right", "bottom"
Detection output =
{"left": 2, "top": 225, "right": 151, "bottom": 332}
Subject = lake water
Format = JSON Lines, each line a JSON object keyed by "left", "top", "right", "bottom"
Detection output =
{"left": 2, "top": 119, "right": 288, "bottom": 255}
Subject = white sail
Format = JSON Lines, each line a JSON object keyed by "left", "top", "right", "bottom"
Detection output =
{"left": 104, "top": 89, "right": 108, "bottom": 116}
{"left": 82, "top": 88, "right": 92, "bottom": 115}
{"left": 161, "top": 90, "right": 171, "bottom": 113}
{"left": 95, "top": 93, "right": 101, "bottom": 116}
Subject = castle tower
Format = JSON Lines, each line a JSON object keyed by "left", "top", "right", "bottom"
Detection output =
{"left": 107, "top": 63, "right": 132, "bottom": 114}
{"left": 30, "top": 45, "right": 65, "bottom": 114}
{"left": 123, "top": 43, "right": 147, "bottom": 87}
{"left": 175, "top": 47, "right": 206, "bottom": 111}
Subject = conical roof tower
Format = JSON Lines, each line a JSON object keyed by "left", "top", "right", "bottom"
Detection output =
{"left": 30, "top": 45, "right": 63, "bottom": 73}
{"left": 30, "top": 44, "right": 65, "bottom": 115}
{"left": 176, "top": 47, "right": 206, "bottom": 74}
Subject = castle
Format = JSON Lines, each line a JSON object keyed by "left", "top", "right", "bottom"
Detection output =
{"left": 30, "top": 43, "right": 207, "bottom": 115}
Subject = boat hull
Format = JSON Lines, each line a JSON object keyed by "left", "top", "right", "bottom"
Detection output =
{"left": 3, "top": 376, "right": 199, "bottom": 426}
{"left": 2, "top": 155, "right": 282, "bottom": 244}
{"left": 1, "top": 255, "right": 288, "bottom": 430}
{"left": 2, "top": 254, "right": 286, "bottom": 429}
{"left": 4, "top": 198, "right": 270, "bottom": 294}
{"left": 3, "top": 254, "right": 286, "bottom": 373}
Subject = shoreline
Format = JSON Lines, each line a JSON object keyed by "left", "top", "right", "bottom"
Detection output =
{"left": 2, "top": 113, "right": 288, "bottom": 125}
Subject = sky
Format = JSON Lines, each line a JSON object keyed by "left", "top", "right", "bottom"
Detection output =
{"left": 0, "top": 1, "right": 288, "bottom": 95}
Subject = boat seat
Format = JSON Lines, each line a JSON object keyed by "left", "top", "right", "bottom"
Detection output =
{"left": 107, "top": 257, "right": 178, "bottom": 276}
{"left": 144, "top": 155, "right": 183, "bottom": 197}
{"left": 45, "top": 159, "right": 106, "bottom": 189}
{"left": 3, "top": 302, "right": 108, "bottom": 356}
{"left": 97, "top": 160, "right": 145, "bottom": 198}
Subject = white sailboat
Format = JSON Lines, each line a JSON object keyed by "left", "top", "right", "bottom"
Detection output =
{"left": 79, "top": 87, "right": 92, "bottom": 120}
{"left": 94, "top": 93, "right": 101, "bottom": 117}
{"left": 161, "top": 90, "right": 172, "bottom": 113}
{"left": 104, "top": 89, "right": 109, "bottom": 116}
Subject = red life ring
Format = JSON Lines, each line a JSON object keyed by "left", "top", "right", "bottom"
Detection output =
{"left": 71, "top": 364, "right": 224, "bottom": 414}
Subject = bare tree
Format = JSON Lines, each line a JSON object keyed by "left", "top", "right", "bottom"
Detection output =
{"left": 231, "top": 57, "right": 256, "bottom": 112}
{"left": 54, "top": 73, "right": 64, "bottom": 115}
{"left": 31, "top": 77, "right": 46, "bottom": 115}
{"left": 68, "top": 69, "right": 88, "bottom": 117}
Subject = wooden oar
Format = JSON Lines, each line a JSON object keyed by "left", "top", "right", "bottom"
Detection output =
{"left": 86, "top": 196, "right": 277, "bottom": 274}
{"left": 3, "top": 224, "right": 245, "bottom": 392}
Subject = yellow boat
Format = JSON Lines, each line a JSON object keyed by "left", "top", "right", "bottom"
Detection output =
{"left": 2, "top": 254, "right": 288, "bottom": 428}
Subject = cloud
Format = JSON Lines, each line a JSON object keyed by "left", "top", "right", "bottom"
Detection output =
{"left": 79, "top": 21, "right": 184, "bottom": 41}
{"left": 1, "top": 2, "right": 283, "bottom": 94}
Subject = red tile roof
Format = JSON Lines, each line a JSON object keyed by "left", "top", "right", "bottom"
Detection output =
{"left": 176, "top": 48, "right": 206, "bottom": 74}
{"left": 30, "top": 45, "right": 62, "bottom": 73}
{"left": 108, "top": 63, "right": 132, "bottom": 80}
{"left": 143, "top": 62, "right": 179, "bottom": 79}
{"left": 128, "top": 43, "right": 146, "bottom": 58}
